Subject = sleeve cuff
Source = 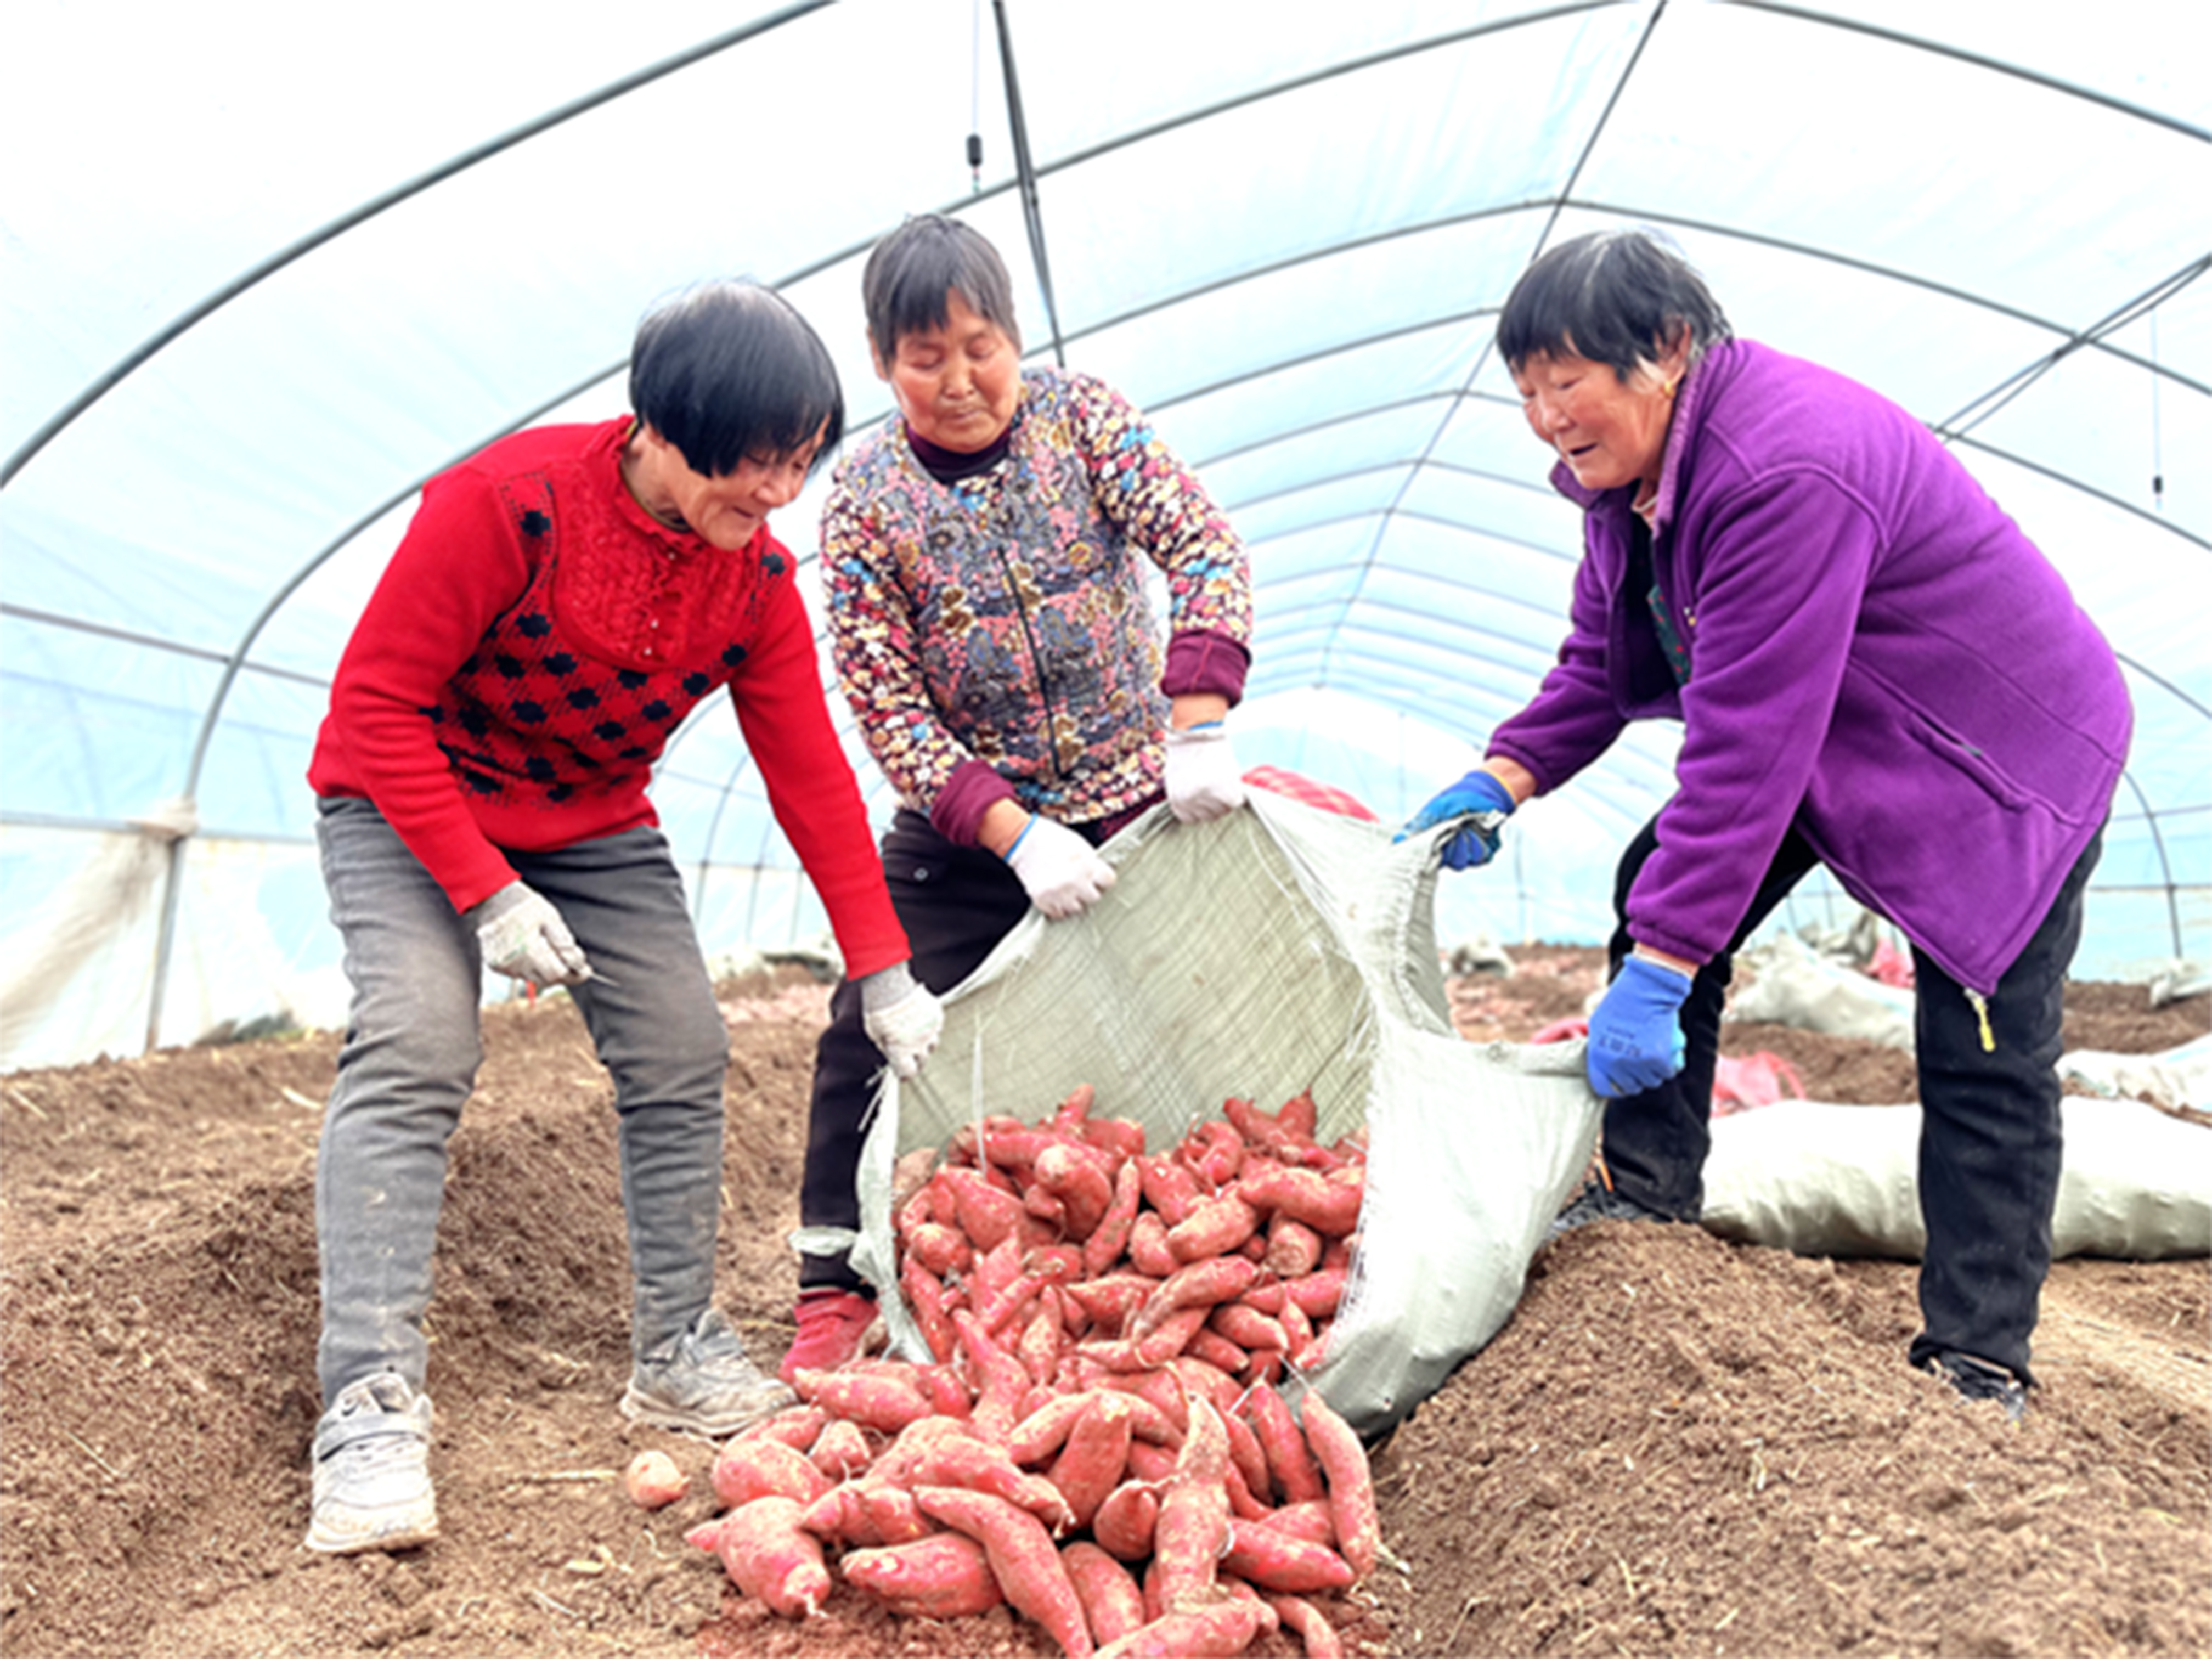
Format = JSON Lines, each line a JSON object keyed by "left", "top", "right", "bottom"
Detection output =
{"left": 929, "top": 760, "right": 1022, "bottom": 848}
{"left": 1164, "top": 629, "right": 1250, "bottom": 705}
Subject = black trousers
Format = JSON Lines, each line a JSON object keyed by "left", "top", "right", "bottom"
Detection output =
{"left": 1598, "top": 817, "right": 2101, "bottom": 1384}
{"left": 798, "top": 809, "right": 1053, "bottom": 1293}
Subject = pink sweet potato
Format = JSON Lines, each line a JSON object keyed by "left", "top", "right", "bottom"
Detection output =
{"left": 1063, "top": 1539, "right": 1148, "bottom": 1647}
{"left": 1265, "top": 1593, "right": 1346, "bottom": 1659}
{"left": 701, "top": 1495, "right": 831, "bottom": 1618}
{"left": 1244, "top": 1383, "right": 1326, "bottom": 1506}
{"left": 1047, "top": 1392, "right": 1135, "bottom": 1531}
{"left": 791, "top": 1367, "right": 934, "bottom": 1434}
{"left": 808, "top": 1417, "right": 873, "bottom": 1481}
{"left": 1082, "top": 1158, "right": 1147, "bottom": 1278}
{"left": 1091, "top": 1479, "right": 1161, "bottom": 1562}
{"left": 622, "top": 1448, "right": 687, "bottom": 1509}
{"left": 1298, "top": 1391, "right": 1378, "bottom": 1578}
{"left": 1093, "top": 1596, "right": 1266, "bottom": 1659}
{"left": 1150, "top": 1398, "right": 1232, "bottom": 1615}
{"left": 1166, "top": 1194, "right": 1261, "bottom": 1263}
{"left": 1221, "top": 1519, "right": 1356, "bottom": 1593}
{"left": 840, "top": 1531, "right": 1005, "bottom": 1618}
{"left": 915, "top": 1432, "right": 1077, "bottom": 1536}
{"left": 915, "top": 1485, "right": 1095, "bottom": 1658}
{"left": 710, "top": 1433, "right": 831, "bottom": 1509}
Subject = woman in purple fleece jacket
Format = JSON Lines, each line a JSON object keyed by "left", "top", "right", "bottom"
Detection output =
{"left": 1401, "top": 230, "right": 2130, "bottom": 1418}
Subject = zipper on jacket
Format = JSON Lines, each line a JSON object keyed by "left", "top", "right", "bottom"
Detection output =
{"left": 1963, "top": 988, "right": 1996, "bottom": 1052}
{"left": 990, "top": 540, "right": 1066, "bottom": 786}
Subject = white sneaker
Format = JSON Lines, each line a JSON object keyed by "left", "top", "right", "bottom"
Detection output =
{"left": 620, "top": 1309, "right": 795, "bottom": 1436}
{"left": 306, "top": 1373, "right": 438, "bottom": 1554}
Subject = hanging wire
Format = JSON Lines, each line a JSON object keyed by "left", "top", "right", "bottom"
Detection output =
{"left": 967, "top": 0, "right": 985, "bottom": 192}
{"left": 2150, "top": 313, "right": 2164, "bottom": 513}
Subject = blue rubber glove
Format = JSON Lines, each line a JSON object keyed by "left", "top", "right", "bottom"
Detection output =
{"left": 1586, "top": 955, "right": 1694, "bottom": 1097}
{"left": 1393, "top": 769, "right": 1516, "bottom": 870}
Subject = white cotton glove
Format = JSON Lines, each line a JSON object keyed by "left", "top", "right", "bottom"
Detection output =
{"left": 1003, "top": 815, "right": 1118, "bottom": 920}
{"left": 860, "top": 961, "right": 944, "bottom": 1081}
{"left": 1164, "top": 720, "right": 1247, "bottom": 823}
{"left": 468, "top": 879, "right": 594, "bottom": 988}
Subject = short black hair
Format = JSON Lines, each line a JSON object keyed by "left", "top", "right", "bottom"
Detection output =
{"left": 1496, "top": 229, "right": 1732, "bottom": 379}
{"left": 628, "top": 281, "right": 844, "bottom": 478}
{"left": 861, "top": 215, "right": 1022, "bottom": 367}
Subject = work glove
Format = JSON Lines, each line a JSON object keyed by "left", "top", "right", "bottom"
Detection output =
{"left": 1394, "top": 769, "right": 1517, "bottom": 870}
{"left": 1164, "top": 720, "right": 1246, "bottom": 823}
{"left": 1586, "top": 954, "right": 1694, "bottom": 1097}
{"left": 469, "top": 879, "right": 593, "bottom": 988}
{"left": 1004, "top": 815, "right": 1117, "bottom": 920}
{"left": 859, "top": 961, "right": 944, "bottom": 1081}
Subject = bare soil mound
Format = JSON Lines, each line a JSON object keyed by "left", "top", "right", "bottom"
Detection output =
{"left": 3, "top": 956, "right": 2205, "bottom": 1658}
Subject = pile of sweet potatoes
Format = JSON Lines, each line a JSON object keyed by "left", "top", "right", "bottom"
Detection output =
{"left": 685, "top": 1085, "right": 1376, "bottom": 1657}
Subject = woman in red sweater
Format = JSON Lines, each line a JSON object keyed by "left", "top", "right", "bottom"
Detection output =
{"left": 302, "top": 281, "right": 942, "bottom": 1554}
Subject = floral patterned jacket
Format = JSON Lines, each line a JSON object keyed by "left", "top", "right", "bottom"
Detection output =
{"left": 821, "top": 368, "right": 1252, "bottom": 845}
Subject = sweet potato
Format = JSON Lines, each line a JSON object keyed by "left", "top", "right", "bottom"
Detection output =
{"left": 858, "top": 1482, "right": 934, "bottom": 1545}
{"left": 701, "top": 1495, "right": 831, "bottom": 1618}
{"left": 1034, "top": 1141, "right": 1117, "bottom": 1240}
{"left": 1048, "top": 1392, "right": 1135, "bottom": 1530}
{"left": 710, "top": 1433, "right": 831, "bottom": 1509}
{"left": 1136, "top": 1156, "right": 1203, "bottom": 1227}
{"left": 1220, "top": 1410, "right": 1274, "bottom": 1513}
{"left": 1209, "top": 1302, "right": 1288, "bottom": 1355}
{"left": 906, "top": 1219, "right": 973, "bottom": 1278}
{"left": 840, "top": 1531, "right": 1004, "bottom": 1618}
{"left": 1018, "top": 1289, "right": 1068, "bottom": 1384}
{"left": 1079, "top": 1115, "right": 1150, "bottom": 1166}
{"left": 1091, "top": 1477, "right": 1161, "bottom": 1561}
{"left": 1126, "top": 1210, "right": 1181, "bottom": 1277}
{"left": 1235, "top": 1165, "right": 1362, "bottom": 1236}
{"left": 1177, "top": 1120, "right": 1245, "bottom": 1188}
{"left": 1082, "top": 1304, "right": 1211, "bottom": 1372}
{"left": 1265, "top": 1594, "right": 1346, "bottom": 1659}
{"left": 1063, "top": 1539, "right": 1148, "bottom": 1647}
{"left": 1051, "top": 1082, "right": 1099, "bottom": 1130}
{"left": 915, "top": 1431, "right": 1077, "bottom": 1535}
{"left": 1277, "top": 1089, "right": 1318, "bottom": 1140}
{"left": 1221, "top": 1519, "right": 1356, "bottom": 1593}
{"left": 1245, "top": 1383, "right": 1325, "bottom": 1506}
{"left": 1064, "top": 1272, "right": 1159, "bottom": 1335}
{"left": 901, "top": 1257, "right": 959, "bottom": 1364}
{"left": 939, "top": 1165, "right": 1028, "bottom": 1251}
{"left": 791, "top": 1368, "right": 934, "bottom": 1434}
{"left": 1253, "top": 1499, "right": 1336, "bottom": 1546}
{"left": 1093, "top": 1596, "right": 1266, "bottom": 1659}
{"left": 1082, "top": 1158, "right": 1146, "bottom": 1277}
{"left": 808, "top": 1417, "right": 873, "bottom": 1481}
{"left": 1124, "top": 1438, "right": 1178, "bottom": 1483}
{"left": 734, "top": 1403, "right": 831, "bottom": 1450}
{"left": 622, "top": 1448, "right": 687, "bottom": 1509}
{"left": 1262, "top": 1216, "right": 1325, "bottom": 1277}
{"left": 1282, "top": 1267, "right": 1346, "bottom": 1321}
{"left": 1184, "top": 1328, "right": 1249, "bottom": 1376}
{"left": 1298, "top": 1391, "right": 1378, "bottom": 1578}
{"left": 1130, "top": 1256, "right": 1259, "bottom": 1340}
{"left": 1150, "top": 1398, "right": 1232, "bottom": 1615}
{"left": 1166, "top": 1194, "right": 1261, "bottom": 1263}
{"left": 915, "top": 1485, "right": 1095, "bottom": 1658}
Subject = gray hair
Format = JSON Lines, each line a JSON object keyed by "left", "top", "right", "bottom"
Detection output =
{"left": 861, "top": 215, "right": 1022, "bottom": 366}
{"left": 1495, "top": 228, "right": 1732, "bottom": 380}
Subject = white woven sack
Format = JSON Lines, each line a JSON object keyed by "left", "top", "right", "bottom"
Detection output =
{"left": 1701, "top": 1096, "right": 2211, "bottom": 1260}
{"left": 1726, "top": 932, "right": 1916, "bottom": 1049}
{"left": 846, "top": 791, "right": 1603, "bottom": 1434}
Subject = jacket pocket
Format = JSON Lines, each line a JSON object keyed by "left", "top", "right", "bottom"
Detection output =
{"left": 1901, "top": 708, "right": 2044, "bottom": 816}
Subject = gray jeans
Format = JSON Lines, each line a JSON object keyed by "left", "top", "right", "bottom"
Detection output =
{"left": 313, "top": 797, "right": 730, "bottom": 1406}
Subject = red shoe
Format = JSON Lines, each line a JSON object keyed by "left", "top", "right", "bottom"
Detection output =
{"left": 778, "top": 1289, "right": 878, "bottom": 1384}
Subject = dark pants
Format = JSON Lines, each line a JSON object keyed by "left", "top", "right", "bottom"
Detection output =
{"left": 798, "top": 810, "right": 1037, "bottom": 1292}
{"left": 1598, "top": 816, "right": 2101, "bottom": 1385}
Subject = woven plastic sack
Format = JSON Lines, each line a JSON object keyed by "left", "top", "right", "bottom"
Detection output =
{"left": 845, "top": 791, "right": 1604, "bottom": 1434}
{"left": 1701, "top": 1096, "right": 2211, "bottom": 1260}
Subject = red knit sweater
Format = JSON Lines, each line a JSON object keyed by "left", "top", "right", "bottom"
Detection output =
{"left": 308, "top": 418, "right": 909, "bottom": 977}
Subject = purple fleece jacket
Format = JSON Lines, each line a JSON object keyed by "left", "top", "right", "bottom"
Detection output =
{"left": 1488, "top": 339, "right": 2131, "bottom": 995}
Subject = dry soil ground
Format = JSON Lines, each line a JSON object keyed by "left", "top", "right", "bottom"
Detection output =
{"left": 2, "top": 951, "right": 2205, "bottom": 1659}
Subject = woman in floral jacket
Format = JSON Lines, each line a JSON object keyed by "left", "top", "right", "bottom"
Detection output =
{"left": 782, "top": 216, "right": 1254, "bottom": 1375}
